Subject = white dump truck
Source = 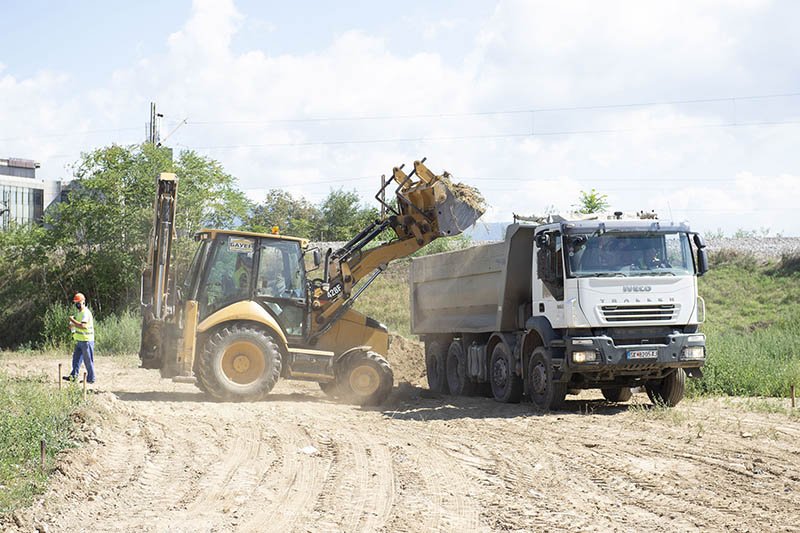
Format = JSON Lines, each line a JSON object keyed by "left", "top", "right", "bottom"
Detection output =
{"left": 410, "top": 213, "right": 709, "bottom": 410}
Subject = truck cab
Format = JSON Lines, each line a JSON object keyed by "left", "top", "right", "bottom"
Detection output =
{"left": 530, "top": 217, "right": 709, "bottom": 407}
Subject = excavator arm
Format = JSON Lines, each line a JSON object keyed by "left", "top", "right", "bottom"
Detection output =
{"left": 310, "top": 159, "right": 483, "bottom": 336}
{"left": 139, "top": 173, "right": 178, "bottom": 369}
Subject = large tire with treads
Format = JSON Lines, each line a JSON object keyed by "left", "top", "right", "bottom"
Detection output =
{"left": 425, "top": 339, "right": 449, "bottom": 393}
{"left": 527, "top": 347, "right": 567, "bottom": 411}
{"left": 196, "top": 325, "right": 282, "bottom": 401}
{"left": 446, "top": 341, "right": 476, "bottom": 396}
{"left": 601, "top": 387, "right": 633, "bottom": 403}
{"left": 490, "top": 343, "right": 523, "bottom": 403}
{"left": 645, "top": 368, "right": 686, "bottom": 407}
{"left": 337, "top": 350, "right": 394, "bottom": 406}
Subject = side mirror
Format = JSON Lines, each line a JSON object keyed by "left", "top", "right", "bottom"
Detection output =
{"left": 535, "top": 233, "right": 550, "bottom": 248}
{"left": 313, "top": 249, "right": 321, "bottom": 267}
{"left": 693, "top": 233, "right": 706, "bottom": 249}
{"left": 696, "top": 248, "right": 709, "bottom": 276}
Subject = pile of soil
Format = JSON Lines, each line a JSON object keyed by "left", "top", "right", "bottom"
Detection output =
{"left": 440, "top": 172, "right": 486, "bottom": 215}
{"left": 386, "top": 333, "right": 425, "bottom": 386}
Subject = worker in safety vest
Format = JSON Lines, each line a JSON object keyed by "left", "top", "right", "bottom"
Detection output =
{"left": 64, "top": 292, "right": 96, "bottom": 383}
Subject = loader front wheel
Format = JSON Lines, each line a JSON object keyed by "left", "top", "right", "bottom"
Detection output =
{"left": 338, "top": 351, "right": 393, "bottom": 406}
{"left": 196, "top": 325, "right": 282, "bottom": 402}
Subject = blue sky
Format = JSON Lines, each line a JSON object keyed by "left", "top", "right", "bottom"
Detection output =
{"left": 2, "top": 0, "right": 799, "bottom": 235}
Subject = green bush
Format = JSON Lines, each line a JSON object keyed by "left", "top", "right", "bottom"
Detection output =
{"left": 689, "top": 317, "right": 800, "bottom": 397}
{"left": 41, "top": 303, "right": 75, "bottom": 352}
{"left": 0, "top": 373, "right": 84, "bottom": 512}
{"left": 39, "top": 303, "right": 141, "bottom": 355}
{"left": 96, "top": 310, "right": 141, "bottom": 354}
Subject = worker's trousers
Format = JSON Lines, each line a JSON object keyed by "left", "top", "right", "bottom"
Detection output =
{"left": 71, "top": 340, "right": 96, "bottom": 383}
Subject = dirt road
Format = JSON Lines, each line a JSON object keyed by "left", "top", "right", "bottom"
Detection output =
{"left": 3, "top": 349, "right": 800, "bottom": 533}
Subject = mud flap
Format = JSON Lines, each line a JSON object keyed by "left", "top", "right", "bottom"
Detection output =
{"left": 685, "top": 367, "right": 703, "bottom": 379}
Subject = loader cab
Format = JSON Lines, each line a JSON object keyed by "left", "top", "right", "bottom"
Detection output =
{"left": 190, "top": 230, "right": 309, "bottom": 339}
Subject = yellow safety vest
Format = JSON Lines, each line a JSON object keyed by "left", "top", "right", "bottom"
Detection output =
{"left": 73, "top": 307, "right": 95, "bottom": 342}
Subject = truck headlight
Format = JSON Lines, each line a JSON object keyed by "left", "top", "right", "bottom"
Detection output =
{"left": 572, "top": 350, "right": 598, "bottom": 363}
{"left": 681, "top": 346, "right": 705, "bottom": 360}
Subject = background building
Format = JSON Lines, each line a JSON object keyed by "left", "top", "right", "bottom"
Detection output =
{"left": 0, "top": 157, "right": 63, "bottom": 229}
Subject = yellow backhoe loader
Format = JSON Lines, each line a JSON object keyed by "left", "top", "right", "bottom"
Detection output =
{"left": 138, "top": 159, "right": 483, "bottom": 405}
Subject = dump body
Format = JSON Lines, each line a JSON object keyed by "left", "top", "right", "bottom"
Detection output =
{"left": 410, "top": 225, "right": 534, "bottom": 334}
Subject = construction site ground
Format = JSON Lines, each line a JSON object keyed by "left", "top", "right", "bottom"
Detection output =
{"left": 2, "top": 340, "right": 800, "bottom": 533}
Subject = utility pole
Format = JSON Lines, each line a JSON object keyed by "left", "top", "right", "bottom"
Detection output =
{"left": 148, "top": 102, "right": 164, "bottom": 145}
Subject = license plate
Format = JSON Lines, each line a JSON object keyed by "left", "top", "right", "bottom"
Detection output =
{"left": 627, "top": 349, "right": 657, "bottom": 359}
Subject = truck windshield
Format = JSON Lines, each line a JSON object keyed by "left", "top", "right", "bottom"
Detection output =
{"left": 565, "top": 232, "right": 694, "bottom": 278}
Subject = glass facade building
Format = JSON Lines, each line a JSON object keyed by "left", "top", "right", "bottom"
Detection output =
{"left": 1, "top": 158, "right": 60, "bottom": 230}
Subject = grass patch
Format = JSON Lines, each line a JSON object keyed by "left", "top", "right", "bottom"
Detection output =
{"left": 39, "top": 303, "right": 142, "bottom": 355}
{"left": 0, "top": 372, "right": 85, "bottom": 512}
{"left": 353, "top": 261, "right": 412, "bottom": 338}
{"left": 691, "top": 252, "right": 800, "bottom": 397}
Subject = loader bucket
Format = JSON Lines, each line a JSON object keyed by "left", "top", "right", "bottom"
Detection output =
{"left": 434, "top": 184, "right": 484, "bottom": 236}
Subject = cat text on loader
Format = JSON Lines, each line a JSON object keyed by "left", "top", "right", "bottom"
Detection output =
{"left": 139, "top": 160, "right": 484, "bottom": 404}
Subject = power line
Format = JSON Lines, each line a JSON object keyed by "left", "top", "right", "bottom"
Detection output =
{"left": 188, "top": 118, "right": 800, "bottom": 151}
{"left": 187, "top": 90, "right": 800, "bottom": 125}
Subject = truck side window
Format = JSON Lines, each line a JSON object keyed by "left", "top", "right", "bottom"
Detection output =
{"left": 537, "top": 232, "right": 564, "bottom": 301}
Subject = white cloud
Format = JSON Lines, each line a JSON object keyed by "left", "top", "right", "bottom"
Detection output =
{"left": 1, "top": 0, "right": 799, "bottom": 235}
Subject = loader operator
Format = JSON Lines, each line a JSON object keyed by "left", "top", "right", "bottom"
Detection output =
{"left": 64, "top": 292, "right": 96, "bottom": 384}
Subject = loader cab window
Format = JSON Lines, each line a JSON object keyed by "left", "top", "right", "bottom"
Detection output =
{"left": 200, "top": 236, "right": 255, "bottom": 319}
{"left": 256, "top": 239, "right": 306, "bottom": 337}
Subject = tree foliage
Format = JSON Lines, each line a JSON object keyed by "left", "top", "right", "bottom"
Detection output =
{"left": 574, "top": 189, "right": 610, "bottom": 214}
{"left": 0, "top": 143, "right": 249, "bottom": 348}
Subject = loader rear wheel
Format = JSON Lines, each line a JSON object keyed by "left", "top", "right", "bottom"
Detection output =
{"left": 645, "top": 368, "right": 686, "bottom": 407}
{"left": 446, "top": 341, "right": 475, "bottom": 396}
{"left": 490, "top": 343, "right": 523, "bottom": 403}
{"left": 601, "top": 387, "right": 633, "bottom": 403}
{"left": 196, "top": 325, "right": 282, "bottom": 402}
{"left": 425, "top": 339, "right": 449, "bottom": 393}
{"left": 338, "top": 351, "right": 393, "bottom": 406}
{"left": 528, "top": 347, "right": 567, "bottom": 411}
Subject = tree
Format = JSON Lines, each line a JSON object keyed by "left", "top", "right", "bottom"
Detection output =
{"left": 242, "top": 189, "right": 320, "bottom": 238}
{"left": 0, "top": 143, "right": 251, "bottom": 347}
{"left": 574, "top": 189, "right": 610, "bottom": 214}
{"left": 318, "top": 189, "right": 379, "bottom": 241}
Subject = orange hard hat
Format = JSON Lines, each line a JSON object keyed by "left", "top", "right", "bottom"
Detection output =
{"left": 73, "top": 293, "right": 86, "bottom": 303}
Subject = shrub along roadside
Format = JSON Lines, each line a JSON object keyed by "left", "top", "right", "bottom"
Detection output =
{"left": 0, "top": 373, "right": 85, "bottom": 512}
{"left": 40, "top": 304, "right": 142, "bottom": 355}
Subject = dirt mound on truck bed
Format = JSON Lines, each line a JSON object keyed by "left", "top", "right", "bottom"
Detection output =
{"left": 386, "top": 333, "right": 426, "bottom": 386}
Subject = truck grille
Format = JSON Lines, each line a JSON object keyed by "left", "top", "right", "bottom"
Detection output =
{"left": 600, "top": 304, "right": 676, "bottom": 322}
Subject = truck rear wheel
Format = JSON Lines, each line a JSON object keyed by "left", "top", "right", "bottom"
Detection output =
{"left": 446, "top": 341, "right": 475, "bottom": 396}
{"left": 601, "top": 387, "right": 633, "bottom": 403}
{"left": 338, "top": 350, "right": 394, "bottom": 406}
{"left": 425, "top": 339, "right": 449, "bottom": 393}
{"left": 196, "top": 325, "right": 282, "bottom": 401}
{"left": 490, "top": 343, "right": 523, "bottom": 403}
{"left": 528, "top": 347, "right": 567, "bottom": 411}
{"left": 645, "top": 368, "right": 686, "bottom": 407}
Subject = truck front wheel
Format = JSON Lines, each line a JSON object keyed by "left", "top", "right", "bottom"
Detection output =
{"left": 527, "top": 347, "right": 567, "bottom": 411}
{"left": 446, "top": 341, "right": 476, "bottom": 396}
{"left": 601, "top": 387, "right": 633, "bottom": 403}
{"left": 196, "top": 325, "right": 282, "bottom": 401}
{"left": 490, "top": 343, "right": 523, "bottom": 403}
{"left": 425, "top": 339, "right": 449, "bottom": 393}
{"left": 645, "top": 368, "right": 686, "bottom": 407}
